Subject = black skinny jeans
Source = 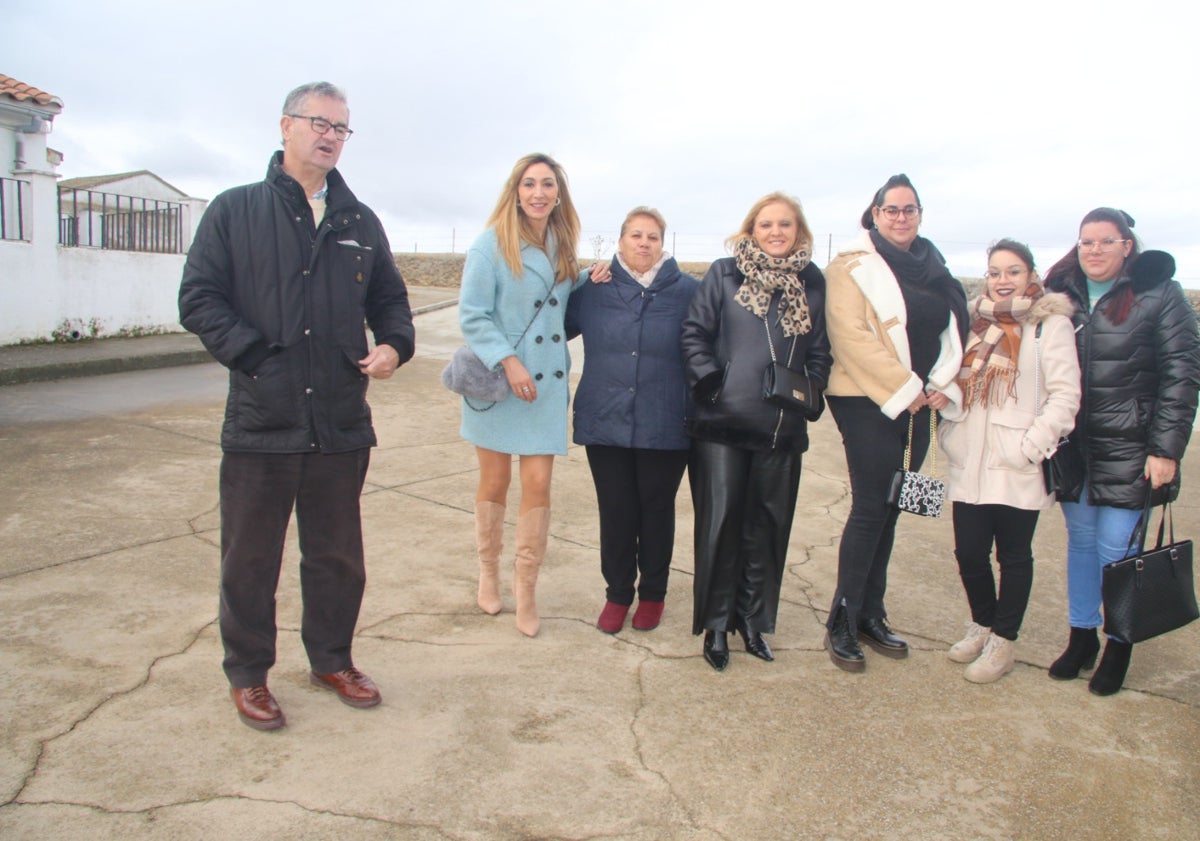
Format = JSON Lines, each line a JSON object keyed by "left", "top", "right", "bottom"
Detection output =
{"left": 951, "top": 502, "right": 1038, "bottom": 641}
{"left": 826, "top": 397, "right": 932, "bottom": 631}
{"left": 585, "top": 444, "right": 690, "bottom": 605}
{"left": 219, "top": 449, "right": 370, "bottom": 688}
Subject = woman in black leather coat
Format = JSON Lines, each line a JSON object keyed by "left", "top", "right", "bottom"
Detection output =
{"left": 1044, "top": 207, "right": 1200, "bottom": 695}
{"left": 680, "top": 192, "right": 832, "bottom": 671}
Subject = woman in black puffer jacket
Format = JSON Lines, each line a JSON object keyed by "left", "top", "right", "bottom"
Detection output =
{"left": 680, "top": 191, "right": 832, "bottom": 671}
{"left": 1044, "top": 207, "right": 1200, "bottom": 696}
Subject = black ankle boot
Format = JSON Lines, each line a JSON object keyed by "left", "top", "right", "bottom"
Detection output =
{"left": 1088, "top": 639, "right": 1132, "bottom": 696}
{"left": 1048, "top": 627, "right": 1100, "bottom": 680}
{"left": 825, "top": 605, "right": 865, "bottom": 672}
{"left": 703, "top": 630, "right": 729, "bottom": 672}
{"left": 736, "top": 618, "right": 774, "bottom": 662}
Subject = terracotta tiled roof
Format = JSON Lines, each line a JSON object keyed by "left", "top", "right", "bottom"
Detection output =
{"left": 0, "top": 73, "right": 64, "bottom": 109}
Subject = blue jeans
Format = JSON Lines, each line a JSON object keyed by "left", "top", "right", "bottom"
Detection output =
{"left": 1060, "top": 486, "right": 1141, "bottom": 631}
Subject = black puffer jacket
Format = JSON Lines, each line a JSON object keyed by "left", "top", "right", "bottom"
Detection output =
{"left": 179, "top": 152, "right": 415, "bottom": 454}
{"left": 1047, "top": 250, "right": 1200, "bottom": 507}
{"left": 680, "top": 257, "right": 832, "bottom": 451}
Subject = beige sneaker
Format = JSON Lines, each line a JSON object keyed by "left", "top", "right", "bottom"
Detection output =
{"left": 964, "top": 634, "right": 1015, "bottom": 684}
{"left": 948, "top": 621, "right": 991, "bottom": 663}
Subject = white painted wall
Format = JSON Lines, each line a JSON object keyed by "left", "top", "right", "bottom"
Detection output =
{"left": 1, "top": 114, "right": 205, "bottom": 344}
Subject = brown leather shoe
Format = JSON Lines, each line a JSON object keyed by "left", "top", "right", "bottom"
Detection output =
{"left": 309, "top": 667, "right": 382, "bottom": 708}
{"left": 231, "top": 686, "right": 286, "bottom": 731}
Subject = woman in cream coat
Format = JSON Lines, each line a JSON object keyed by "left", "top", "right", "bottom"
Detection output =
{"left": 939, "top": 239, "right": 1080, "bottom": 683}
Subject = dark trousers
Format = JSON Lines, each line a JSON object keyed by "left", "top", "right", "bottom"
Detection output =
{"left": 586, "top": 445, "right": 690, "bottom": 605}
{"left": 951, "top": 502, "right": 1038, "bottom": 641}
{"left": 219, "top": 449, "right": 370, "bottom": 688}
{"left": 690, "top": 439, "right": 802, "bottom": 636}
{"left": 827, "top": 397, "right": 932, "bottom": 631}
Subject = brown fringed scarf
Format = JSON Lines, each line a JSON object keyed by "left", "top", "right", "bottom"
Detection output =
{"left": 959, "top": 282, "right": 1044, "bottom": 408}
{"left": 732, "top": 236, "right": 813, "bottom": 336}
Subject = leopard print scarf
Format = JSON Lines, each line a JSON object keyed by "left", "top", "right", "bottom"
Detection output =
{"left": 732, "top": 236, "right": 813, "bottom": 336}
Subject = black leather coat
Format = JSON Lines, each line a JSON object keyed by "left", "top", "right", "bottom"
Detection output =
{"left": 680, "top": 257, "right": 832, "bottom": 452}
{"left": 1047, "top": 250, "right": 1200, "bottom": 507}
{"left": 179, "top": 153, "right": 415, "bottom": 454}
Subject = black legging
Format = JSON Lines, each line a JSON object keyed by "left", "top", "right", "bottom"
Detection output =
{"left": 826, "top": 397, "right": 932, "bottom": 631}
{"left": 951, "top": 502, "right": 1038, "bottom": 640}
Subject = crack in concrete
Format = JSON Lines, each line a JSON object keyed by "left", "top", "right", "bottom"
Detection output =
{"left": 0, "top": 528, "right": 216, "bottom": 583}
{"left": 626, "top": 656, "right": 720, "bottom": 840}
{"left": 4, "top": 794, "right": 459, "bottom": 838}
{"left": 8, "top": 617, "right": 218, "bottom": 807}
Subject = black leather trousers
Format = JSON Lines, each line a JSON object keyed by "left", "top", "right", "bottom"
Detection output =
{"left": 689, "top": 439, "right": 802, "bottom": 636}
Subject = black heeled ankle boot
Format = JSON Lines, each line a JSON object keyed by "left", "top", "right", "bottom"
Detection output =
{"left": 825, "top": 605, "right": 865, "bottom": 672}
{"left": 736, "top": 618, "right": 774, "bottom": 662}
{"left": 1048, "top": 627, "right": 1100, "bottom": 680}
{"left": 1088, "top": 639, "right": 1132, "bottom": 696}
{"left": 703, "top": 630, "right": 729, "bottom": 672}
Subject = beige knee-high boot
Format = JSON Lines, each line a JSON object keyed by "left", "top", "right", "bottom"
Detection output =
{"left": 513, "top": 507, "right": 551, "bottom": 637}
{"left": 475, "top": 501, "right": 506, "bottom": 615}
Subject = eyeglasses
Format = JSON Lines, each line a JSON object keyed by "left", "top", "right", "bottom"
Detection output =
{"left": 878, "top": 205, "right": 922, "bottom": 220}
{"left": 1076, "top": 238, "right": 1126, "bottom": 253}
{"left": 286, "top": 114, "right": 353, "bottom": 141}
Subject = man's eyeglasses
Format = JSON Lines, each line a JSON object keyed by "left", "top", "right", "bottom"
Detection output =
{"left": 878, "top": 205, "right": 921, "bottom": 220}
{"left": 287, "top": 114, "right": 353, "bottom": 141}
{"left": 1077, "top": 238, "right": 1126, "bottom": 253}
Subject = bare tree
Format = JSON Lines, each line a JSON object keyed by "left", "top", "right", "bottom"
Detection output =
{"left": 589, "top": 234, "right": 613, "bottom": 259}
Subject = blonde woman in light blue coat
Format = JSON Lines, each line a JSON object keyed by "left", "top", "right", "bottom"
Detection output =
{"left": 459, "top": 153, "right": 604, "bottom": 637}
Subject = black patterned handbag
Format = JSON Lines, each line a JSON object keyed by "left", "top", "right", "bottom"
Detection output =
{"left": 886, "top": 412, "right": 945, "bottom": 517}
{"left": 1102, "top": 491, "right": 1198, "bottom": 643}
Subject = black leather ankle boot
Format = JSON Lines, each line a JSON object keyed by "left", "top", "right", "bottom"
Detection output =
{"left": 1088, "top": 639, "right": 1132, "bottom": 696}
{"left": 825, "top": 605, "right": 865, "bottom": 672}
{"left": 1048, "top": 627, "right": 1100, "bottom": 680}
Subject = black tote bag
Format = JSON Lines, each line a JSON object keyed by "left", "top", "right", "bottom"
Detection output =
{"left": 1102, "top": 491, "right": 1199, "bottom": 643}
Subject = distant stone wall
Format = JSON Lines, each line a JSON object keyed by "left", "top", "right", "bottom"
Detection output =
{"left": 394, "top": 254, "right": 1200, "bottom": 315}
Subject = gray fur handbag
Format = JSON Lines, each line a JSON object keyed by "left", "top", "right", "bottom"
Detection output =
{"left": 441, "top": 347, "right": 511, "bottom": 407}
{"left": 442, "top": 288, "right": 553, "bottom": 410}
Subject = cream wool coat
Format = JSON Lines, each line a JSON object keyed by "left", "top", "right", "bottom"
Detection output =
{"left": 938, "top": 292, "right": 1081, "bottom": 510}
{"left": 824, "top": 231, "right": 965, "bottom": 420}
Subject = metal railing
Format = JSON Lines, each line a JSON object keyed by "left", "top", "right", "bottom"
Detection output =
{"left": 58, "top": 188, "right": 184, "bottom": 253}
{"left": 1, "top": 177, "right": 31, "bottom": 242}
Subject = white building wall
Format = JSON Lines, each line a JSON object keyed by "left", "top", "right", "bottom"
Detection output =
{"left": 1, "top": 113, "right": 205, "bottom": 344}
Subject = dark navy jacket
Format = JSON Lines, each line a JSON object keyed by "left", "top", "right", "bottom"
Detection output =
{"left": 566, "top": 257, "right": 699, "bottom": 450}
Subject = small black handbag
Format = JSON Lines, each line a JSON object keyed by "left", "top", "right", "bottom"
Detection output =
{"left": 1041, "top": 438, "right": 1085, "bottom": 498}
{"left": 1033, "top": 323, "right": 1085, "bottom": 498}
{"left": 760, "top": 318, "right": 824, "bottom": 421}
{"left": 1102, "top": 490, "right": 1199, "bottom": 643}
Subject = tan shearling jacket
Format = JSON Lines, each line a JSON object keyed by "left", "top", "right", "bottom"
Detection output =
{"left": 824, "top": 232, "right": 965, "bottom": 420}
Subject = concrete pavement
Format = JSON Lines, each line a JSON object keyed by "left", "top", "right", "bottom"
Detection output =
{"left": 1, "top": 289, "right": 1198, "bottom": 839}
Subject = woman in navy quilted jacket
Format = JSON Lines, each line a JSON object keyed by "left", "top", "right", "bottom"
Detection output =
{"left": 1043, "top": 207, "right": 1200, "bottom": 695}
{"left": 566, "top": 207, "right": 699, "bottom": 634}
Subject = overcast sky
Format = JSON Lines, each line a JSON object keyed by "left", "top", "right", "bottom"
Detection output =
{"left": 8, "top": 0, "right": 1198, "bottom": 283}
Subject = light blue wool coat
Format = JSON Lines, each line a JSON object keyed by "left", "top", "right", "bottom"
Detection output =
{"left": 458, "top": 228, "right": 589, "bottom": 455}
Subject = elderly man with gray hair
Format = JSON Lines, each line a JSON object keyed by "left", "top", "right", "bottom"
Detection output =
{"left": 179, "top": 81, "right": 414, "bottom": 731}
